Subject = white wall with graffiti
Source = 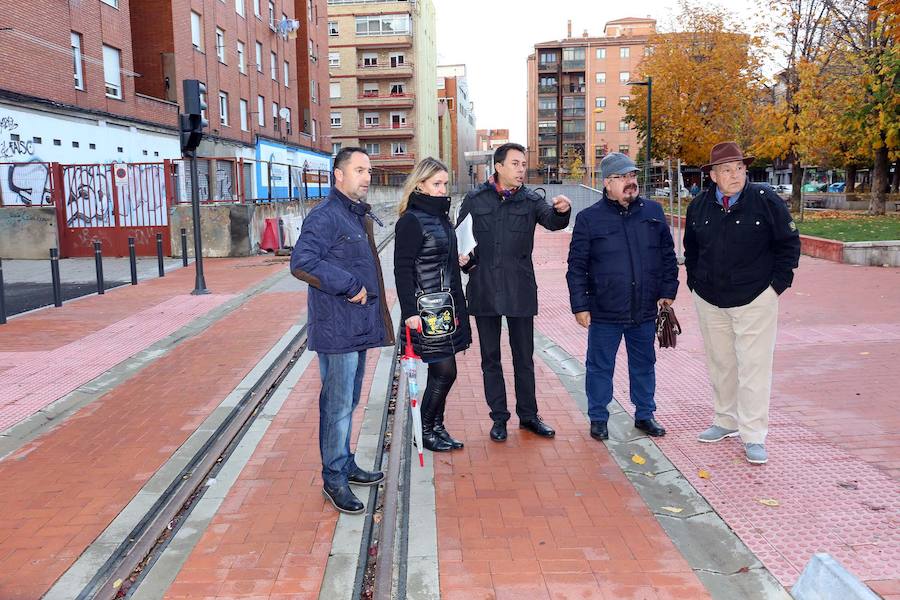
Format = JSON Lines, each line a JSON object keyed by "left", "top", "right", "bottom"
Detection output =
{"left": 0, "top": 104, "right": 179, "bottom": 207}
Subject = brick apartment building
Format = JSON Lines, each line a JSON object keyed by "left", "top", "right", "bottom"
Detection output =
{"left": 437, "top": 64, "right": 476, "bottom": 192}
{"left": 0, "top": 0, "right": 331, "bottom": 205}
{"left": 326, "top": 0, "right": 438, "bottom": 173}
{"left": 526, "top": 17, "right": 655, "bottom": 185}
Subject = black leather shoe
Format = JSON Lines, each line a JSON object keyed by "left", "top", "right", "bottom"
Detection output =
{"left": 423, "top": 431, "right": 454, "bottom": 452}
{"left": 433, "top": 425, "right": 464, "bottom": 449}
{"left": 348, "top": 467, "right": 385, "bottom": 486}
{"left": 489, "top": 420, "right": 507, "bottom": 442}
{"left": 322, "top": 485, "right": 365, "bottom": 514}
{"left": 590, "top": 421, "right": 608, "bottom": 441}
{"left": 635, "top": 418, "right": 666, "bottom": 437}
{"left": 519, "top": 415, "right": 555, "bottom": 438}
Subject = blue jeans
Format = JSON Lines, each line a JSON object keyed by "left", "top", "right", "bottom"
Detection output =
{"left": 585, "top": 320, "right": 657, "bottom": 423}
{"left": 318, "top": 350, "right": 367, "bottom": 489}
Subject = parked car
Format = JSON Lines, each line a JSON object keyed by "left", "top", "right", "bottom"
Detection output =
{"left": 653, "top": 186, "right": 691, "bottom": 197}
{"left": 802, "top": 182, "right": 827, "bottom": 192}
{"left": 773, "top": 184, "right": 793, "bottom": 194}
{"left": 827, "top": 182, "right": 846, "bottom": 193}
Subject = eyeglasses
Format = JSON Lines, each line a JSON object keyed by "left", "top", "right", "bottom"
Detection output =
{"left": 608, "top": 173, "right": 638, "bottom": 182}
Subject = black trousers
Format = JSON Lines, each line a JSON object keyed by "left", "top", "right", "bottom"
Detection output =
{"left": 474, "top": 315, "right": 537, "bottom": 422}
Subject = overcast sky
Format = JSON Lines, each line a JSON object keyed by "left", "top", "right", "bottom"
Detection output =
{"left": 434, "top": 0, "right": 764, "bottom": 143}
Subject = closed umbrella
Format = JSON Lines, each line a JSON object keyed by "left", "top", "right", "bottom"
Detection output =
{"left": 402, "top": 326, "right": 424, "bottom": 467}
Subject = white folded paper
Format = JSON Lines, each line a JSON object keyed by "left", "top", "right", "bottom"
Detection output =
{"left": 455, "top": 213, "right": 477, "bottom": 256}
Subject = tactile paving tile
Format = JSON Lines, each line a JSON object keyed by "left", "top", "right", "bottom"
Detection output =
{"left": 529, "top": 230, "right": 900, "bottom": 588}
{"left": 0, "top": 294, "right": 232, "bottom": 433}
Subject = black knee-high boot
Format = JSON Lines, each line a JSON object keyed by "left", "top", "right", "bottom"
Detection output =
{"left": 421, "top": 391, "right": 453, "bottom": 452}
{"left": 433, "top": 392, "right": 464, "bottom": 449}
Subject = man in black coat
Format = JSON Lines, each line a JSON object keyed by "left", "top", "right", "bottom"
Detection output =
{"left": 684, "top": 141, "right": 800, "bottom": 465}
{"left": 457, "top": 143, "right": 571, "bottom": 442}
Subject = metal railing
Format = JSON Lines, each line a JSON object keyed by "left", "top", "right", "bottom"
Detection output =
{"left": 562, "top": 60, "right": 585, "bottom": 70}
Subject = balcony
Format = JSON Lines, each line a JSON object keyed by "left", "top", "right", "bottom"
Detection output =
{"left": 353, "top": 92, "right": 415, "bottom": 107}
{"left": 538, "top": 85, "right": 558, "bottom": 94}
{"left": 537, "top": 109, "right": 558, "bottom": 119}
{"left": 539, "top": 157, "right": 559, "bottom": 166}
{"left": 538, "top": 133, "right": 558, "bottom": 144}
{"left": 356, "top": 62, "right": 413, "bottom": 78}
{"left": 370, "top": 152, "right": 416, "bottom": 164}
{"left": 357, "top": 122, "right": 415, "bottom": 138}
{"left": 562, "top": 108, "right": 586, "bottom": 118}
{"left": 538, "top": 61, "right": 559, "bottom": 72}
{"left": 563, "top": 84, "right": 586, "bottom": 94}
{"left": 562, "top": 132, "right": 585, "bottom": 142}
{"left": 562, "top": 60, "right": 585, "bottom": 71}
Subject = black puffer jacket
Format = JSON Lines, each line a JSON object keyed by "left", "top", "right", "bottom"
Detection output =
{"left": 457, "top": 182, "right": 570, "bottom": 316}
{"left": 394, "top": 192, "right": 471, "bottom": 361}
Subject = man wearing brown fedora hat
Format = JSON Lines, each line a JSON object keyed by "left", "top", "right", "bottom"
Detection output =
{"left": 684, "top": 141, "right": 800, "bottom": 465}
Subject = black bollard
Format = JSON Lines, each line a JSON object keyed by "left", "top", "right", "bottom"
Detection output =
{"left": 0, "top": 257, "right": 7, "bottom": 325}
{"left": 94, "top": 241, "right": 105, "bottom": 295}
{"left": 156, "top": 233, "right": 165, "bottom": 277}
{"left": 50, "top": 248, "right": 63, "bottom": 307}
{"left": 128, "top": 237, "right": 137, "bottom": 285}
{"left": 181, "top": 228, "right": 188, "bottom": 267}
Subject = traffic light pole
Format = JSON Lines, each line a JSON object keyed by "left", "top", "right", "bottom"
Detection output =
{"left": 189, "top": 152, "right": 209, "bottom": 295}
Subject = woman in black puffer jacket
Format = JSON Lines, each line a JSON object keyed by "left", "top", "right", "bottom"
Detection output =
{"left": 394, "top": 157, "right": 471, "bottom": 452}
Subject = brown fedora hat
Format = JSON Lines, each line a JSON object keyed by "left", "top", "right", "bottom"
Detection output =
{"left": 701, "top": 141, "right": 754, "bottom": 172}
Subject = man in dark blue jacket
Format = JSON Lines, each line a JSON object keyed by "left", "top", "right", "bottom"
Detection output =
{"left": 290, "top": 147, "right": 394, "bottom": 514}
{"left": 566, "top": 153, "right": 678, "bottom": 442}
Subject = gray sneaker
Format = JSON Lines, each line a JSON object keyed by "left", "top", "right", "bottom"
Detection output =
{"left": 745, "top": 443, "right": 768, "bottom": 464}
{"left": 698, "top": 425, "right": 739, "bottom": 443}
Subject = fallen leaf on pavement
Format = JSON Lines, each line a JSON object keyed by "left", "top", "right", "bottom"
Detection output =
{"left": 643, "top": 472, "right": 656, "bottom": 478}
{"left": 837, "top": 481, "right": 859, "bottom": 490}
{"left": 661, "top": 506, "right": 684, "bottom": 513}
{"left": 758, "top": 498, "right": 780, "bottom": 507}
{"left": 632, "top": 454, "right": 646, "bottom": 465}
{"left": 698, "top": 469, "right": 711, "bottom": 479}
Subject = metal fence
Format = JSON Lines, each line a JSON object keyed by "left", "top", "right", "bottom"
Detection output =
{"left": 0, "top": 161, "right": 54, "bottom": 206}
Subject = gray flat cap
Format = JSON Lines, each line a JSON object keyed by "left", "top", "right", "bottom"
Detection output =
{"left": 600, "top": 152, "right": 638, "bottom": 180}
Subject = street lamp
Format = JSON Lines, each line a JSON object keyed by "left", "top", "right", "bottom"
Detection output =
{"left": 590, "top": 107, "right": 604, "bottom": 190}
{"left": 626, "top": 76, "right": 652, "bottom": 196}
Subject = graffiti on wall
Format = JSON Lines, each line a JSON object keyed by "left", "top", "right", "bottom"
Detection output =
{"left": 64, "top": 165, "right": 113, "bottom": 227}
{"left": 0, "top": 116, "right": 54, "bottom": 207}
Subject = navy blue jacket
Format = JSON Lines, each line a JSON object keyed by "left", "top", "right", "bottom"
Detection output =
{"left": 566, "top": 193, "right": 679, "bottom": 324}
{"left": 290, "top": 189, "right": 394, "bottom": 353}
{"left": 684, "top": 181, "right": 800, "bottom": 308}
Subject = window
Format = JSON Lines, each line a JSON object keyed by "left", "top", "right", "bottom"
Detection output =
{"left": 539, "top": 147, "right": 557, "bottom": 158}
{"left": 332, "top": 142, "right": 342, "bottom": 155}
{"left": 363, "top": 112, "right": 379, "bottom": 127}
{"left": 253, "top": 0, "right": 260, "bottom": 17}
{"left": 191, "top": 12, "right": 203, "bottom": 50}
{"left": 362, "top": 82, "right": 378, "bottom": 97}
{"left": 620, "top": 47, "right": 630, "bottom": 58}
{"left": 391, "top": 142, "right": 407, "bottom": 156}
{"left": 390, "top": 111, "right": 406, "bottom": 127}
{"left": 284, "top": 61, "right": 289, "bottom": 86}
{"left": 272, "top": 102, "right": 279, "bottom": 129}
{"left": 100, "top": 0, "right": 118, "bottom": 7}
{"left": 307, "top": 1, "right": 312, "bottom": 22}
{"left": 362, "top": 53, "right": 377, "bottom": 67}
{"left": 328, "top": 20, "right": 338, "bottom": 36}
{"left": 355, "top": 15, "right": 410, "bottom": 36}
{"left": 596, "top": 48, "right": 606, "bottom": 59}
{"left": 268, "top": 1, "right": 275, "bottom": 28}
{"left": 619, "top": 71, "right": 630, "bottom": 83}
{"left": 619, "top": 145, "right": 630, "bottom": 155}
{"left": 215, "top": 28, "right": 226, "bottom": 63}
{"left": 308, "top": 39, "right": 315, "bottom": 60}
{"left": 236, "top": 0, "right": 244, "bottom": 16}
{"left": 330, "top": 82, "right": 340, "bottom": 98}
{"left": 538, "top": 97, "right": 557, "bottom": 110}
{"left": 390, "top": 53, "right": 405, "bottom": 67}
{"left": 237, "top": 41, "right": 246, "bottom": 73}
{"left": 390, "top": 82, "right": 404, "bottom": 96}
{"left": 330, "top": 111, "right": 342, "bottom": 127}
{"left": 102, "top": 45, "right": 122, "bottom": 98}
{"left": 620, "top": 95, "right": 630, "bottom": 104}
{"left": 595, "top": 121, "right": 606, "bottom": 132}
{"left": 239, "top": 98, "right": 248, "bottom": 130}
{"left": 310, "top": 79, "right": 318, "bottom": 103}
{"left": 219, "top": 92, "right": 229, "bottom": 126}
{"left": 255, "top": 42, "right": 263, "bottom": 72}
{"left": 539, "top": 51, "right": 558, "bottom": 65}
{"left": 595, "top": 97, "right": 606, "bottom": 108}
{"left": 364, "top": 142, "right": 380, "bottom": 155}
{"left": 257, "top": 95, "right": 265, "bottom": 126}
{"left": 619, "top": 120, "right": 629, "bottom": 131}
{"left": 311, "top": 119, "right": 317, "bottom": 141}
{"left": 270, "top": 51, "right": 277, "bottom": 80}
{"left": 329, "top": 52, "right": 340, "bottom": 67}
{"left": 595, "top": 72, "right": 606, "bottom": 84}
{"left": 71, "top": 32, "right": 84, "bottom": 90}
{"left": 285, "top": 108, "right": 292, "bottom": 134}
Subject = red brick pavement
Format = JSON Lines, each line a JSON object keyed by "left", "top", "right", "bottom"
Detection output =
{"left": 0, "top": 260, "right": 302, "bottom": 599}
{"left": 435, "top": 328, "right": 710, "bottom": 600}
{"left": 530, "top": 229, "right": 900, "bottom": 592}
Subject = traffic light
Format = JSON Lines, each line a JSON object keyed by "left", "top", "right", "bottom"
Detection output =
{"left": 180, "top": 79, "right": 208, "bottom": 154}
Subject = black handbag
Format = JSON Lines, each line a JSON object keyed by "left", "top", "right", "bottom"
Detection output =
{"left": 416, "top": 258, "right": 457, "bottom": 339}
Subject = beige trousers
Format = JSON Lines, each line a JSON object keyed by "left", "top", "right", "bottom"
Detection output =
{"left": 693, "top": 287, "right": 779, "bottom": 444}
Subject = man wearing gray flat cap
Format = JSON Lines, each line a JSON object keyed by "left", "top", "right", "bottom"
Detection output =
{"left": 566, "top": 152, "right": 678, "bottom": 442}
